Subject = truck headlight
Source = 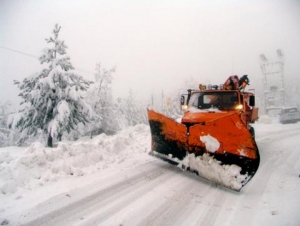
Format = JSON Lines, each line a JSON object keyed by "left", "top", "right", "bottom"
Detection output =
{"left": 235, "top": 104, "right": 243, "bottom": 110}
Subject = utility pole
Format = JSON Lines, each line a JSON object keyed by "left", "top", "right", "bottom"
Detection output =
{"left": 259, "top": 49, "right": 285, "bottom": 116}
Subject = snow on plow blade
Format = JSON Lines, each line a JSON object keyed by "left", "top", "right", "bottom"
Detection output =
{"left": 147, "top": 109, "right": 260, "bottom": 191}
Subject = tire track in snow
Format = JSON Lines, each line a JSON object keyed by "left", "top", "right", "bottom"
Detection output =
{"left": 78, "top": 165, "right": 178, "bottom": 226}
{"left": 196, "top": 189, "right": 227, "bottom": 226}
{"left": 139, "top": 170, "right": 224, "bottom": 226}
{"left": 140, "top": 175, "right": 202, "bottom": 226}
{"left": 98, "top": 163, "right": 217, "bottom": 226}
{"left": 21, "top": 161, "right": 171, "bottom": 226}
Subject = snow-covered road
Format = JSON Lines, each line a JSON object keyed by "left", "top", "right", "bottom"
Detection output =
{"left": 1, "top": 120, "right": 300, "bottom": 226}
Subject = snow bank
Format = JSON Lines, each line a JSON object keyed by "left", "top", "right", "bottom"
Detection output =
{"left": 0, "top": 124, "right": 150, "bottom": 195}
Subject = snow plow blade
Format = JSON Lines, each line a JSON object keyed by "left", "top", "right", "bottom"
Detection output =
{"left": 147, "top": 109, "right": 260, "bottom": 191}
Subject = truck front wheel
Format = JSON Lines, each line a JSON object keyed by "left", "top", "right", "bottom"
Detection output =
{"left": 249, "top": 126, "right": 255, "bottom": 139}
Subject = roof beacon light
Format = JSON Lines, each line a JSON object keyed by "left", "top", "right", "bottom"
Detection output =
{"left": 199, "top": 84, "right": 206, "bottom": 90}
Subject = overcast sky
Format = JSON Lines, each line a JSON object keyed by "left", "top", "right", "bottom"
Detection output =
{"left": 1, "top": 0, "right": 300, "bottom": 107}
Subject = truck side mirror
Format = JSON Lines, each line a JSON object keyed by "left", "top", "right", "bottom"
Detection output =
{"left": 249, "top": 96, "right": 255, "bottom": 107}
{"left": 180, "top": 95, "right": 185, "bottom": 105}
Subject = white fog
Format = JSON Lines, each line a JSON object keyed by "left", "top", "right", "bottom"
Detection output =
{"left": 1, "top": 0, "right": 300, "bottom": 108}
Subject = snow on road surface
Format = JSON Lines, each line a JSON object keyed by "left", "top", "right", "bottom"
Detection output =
{"left": 0, "top": 119, "right": 300, "bottom": 226}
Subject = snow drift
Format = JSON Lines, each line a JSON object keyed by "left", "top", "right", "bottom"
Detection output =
{"left": 0, "top": 124, "right": 150, "bottom": 195}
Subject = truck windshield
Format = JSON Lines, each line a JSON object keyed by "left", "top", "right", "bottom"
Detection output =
{"left": 189, "top": 92, "right": 239, "bottom": 110}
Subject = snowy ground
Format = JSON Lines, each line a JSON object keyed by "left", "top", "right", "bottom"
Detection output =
{"left": 0, "top": 118, "right": 300, "bottom": 226}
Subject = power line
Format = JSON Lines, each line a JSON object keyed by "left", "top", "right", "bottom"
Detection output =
{"left": 0, "top": 45, "right": 95, "bottom": 76}
{"left": 0, "top": 46, "right": 38, "bottom": 59}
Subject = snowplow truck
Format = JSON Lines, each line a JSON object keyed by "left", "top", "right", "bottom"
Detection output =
{"left": 147, "top": 75, "right": 260, "bottom": 191}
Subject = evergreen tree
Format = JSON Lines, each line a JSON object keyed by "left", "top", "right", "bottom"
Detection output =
{"left": 86, "top": 62, "right": 117, "bottom": 136}
{"left": 11, "top": 24, "right": 93, "bottom": 147}
{"left": 115, "top": 97, "right": 127, "bottom": 129}
{"left": 119, "top": 90, "right": 148, "bottom": 127}
{"left": 0, "top": 101, "right": 18, "bottom": 147}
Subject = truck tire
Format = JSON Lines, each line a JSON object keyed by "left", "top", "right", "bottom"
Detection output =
{"left": 249, "top": 126, "right": 255, "bottom": 138}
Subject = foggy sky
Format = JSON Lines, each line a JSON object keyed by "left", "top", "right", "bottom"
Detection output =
{"left": 1, "top": 0, "right": 300, "bottom": 108}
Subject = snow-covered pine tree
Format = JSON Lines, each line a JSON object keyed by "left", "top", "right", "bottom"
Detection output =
{"left": 86, "top": 62, "right": 118, "bottom": 136}
{"left": 114, "top": 97, "right": 127, "bottom": 129}
{"left": 125, "top": 90, "right": 136, "bottom": 126}
{"left": 120, "top": 90, "right": 148, "bottom": 127}
{"left": 11, "top": 24, "right": 93, "bottom": 147}
{"left": 0, "top": 101, "right": 18, "bottom": 147}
